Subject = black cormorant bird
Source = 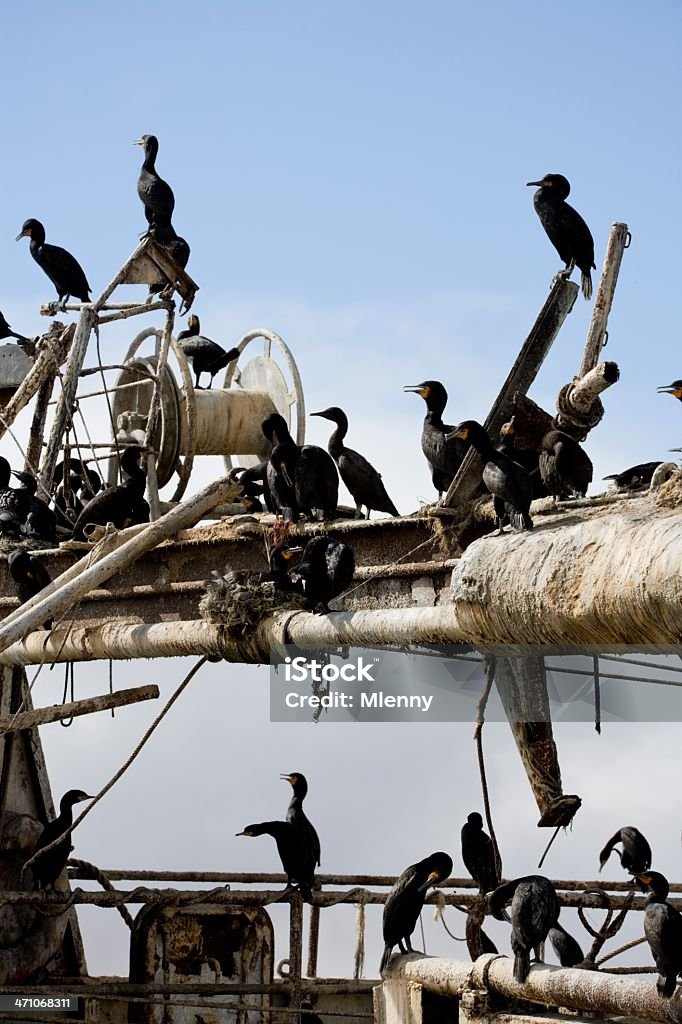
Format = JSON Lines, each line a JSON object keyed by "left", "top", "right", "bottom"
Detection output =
{"left": 527, "top": 174, "right": 596, "bottom": 300}
{"left": 497, "top": 418, "right": 548, "bottom": 499}
{"left": 236, "top": 820, "right": 316, "bottom": 902}
{"left": 0, "top": 457, "right": 21, "bottom": 537}
{"left": 294, "top": 536, "right": 355, "bottom": 612}
{"left": 657, "top": 380, "right": 682, "bottom": 402}
{"left": 8, "top": 550, "right": 53, "bottom": 629}
{"left": 539, "top": 430, "right": 593, "bottom": 501}
{"left": 488, "top": 875, "right": 559, "bottom": 982}
{"left": 268, "top": 443, "right": 300, "bottom": 521}
{"left": 380, "top": 852, "right": 453, "bottom": 974}
{"left": 599, "top": 826, "right": 652, "bottom": 874}
{"left": 548, "top": 923, "right": 584, "bottom": 968}
{"left": 448, "top": 421, "right": 533, "bottom": 533}
{"left": 634, "top": 872, "right": 682, "bottom": 998}
{"left": 134, "top": 135, "right": 175, "bottom": 232}
{"left": 31, "top": 789, "right": 93, "bottom": 889}
{"left": 233, "top": 462, "right": 273, "bottom": 512}
{"left": 311, "top": 407, "right": 399, "bottom": 518}
{"left": 16, "top": 219, "right": 91, "bottom": 306}
{"left": 0, "top": 310, "right": 28, "bottom": 343}
{"left": 404, "top": 381, "right": 468, "bottom": 495}
{"left": 262, "top": 414, "right": 338, "bottom": 520}
{"left": 461, "top": 812, "right": 499, "bottom": 894}
{"left": 176, "top": 315, "right": 239, "bottom": 388}
{"left": 72, "top": 446, "right": 149, "bottom": 540}
{"left": 603, "top": 462, "right": 663, "bottom": 491}
{"left": 11, "top": 472, "right": 57, "bottom": 544}
{"left": 281, "top": 772, "right": 321, "bottom": 870}
{"left": 293, "top": 446, "right": 339, "bottom": 521}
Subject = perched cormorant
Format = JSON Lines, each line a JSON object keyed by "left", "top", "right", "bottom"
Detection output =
{"left": 404, "top": 381, "right": 468, "bottom": 495}
{"left": 233, "top": 462, "right": 273, "bottom": 512}
{"left": 8, "top": 550, "right": 53, "bottom": 629}
{"left": 548, "top": 923, "right": 584, "bottom": 968}
{"left": 311, "top": 407, "right": 399, "bottom": 519}
{"left": 175, "top": 315, "right": 239, "bottom": 389}
{"left": 79, "top": 466, "right": 103, "bottom": 504}
{"left": 266, "top": 429, "right": 339, "bottom": 521}
{"left": 380, "top": 852, "right": 453, "bottom": 974}
{"left": 497, "top": 418, "right": 548, "bottom": 499}
{"left": 599, "top": 826, "right": 652, "bottom": 874}
{"left": 31, "top": 789, "right": 93, "bottom": 889}
{"left": 461, "top": 812, "right": 499, "bottom": 894}
{"left": 236, "top": 820, "right": 316, "bottom": 901}
{"left": 294, "top": 536, "right": 355, "bottom": 612}
{"left": 527, "top": 174, "right": 596, "bottom": 300}
{"left": 603, "top": 462, "right": 663, "bottom": 491}
{"left": 268, "top": 443, "right": 300, "bottom": 521}
{"left": 71, "top": 446, "right": 149, "bottom": 540}
{"left": 11, "top": 472, "right": 57, "bottom": 544}
{"left": 488, "top": 875, "right": 559, "bottom": 982}
{"left": 134, "top": 135, "right": 175, "bottom": 232}
{"left": 539, "top": 430, "right": 593, "bottom": 501}
{"left": 281, "top": 772, "right": 321, "bottom": 869}
{"left": 657, "top": 380, "right": 682, "bottom": 402}
{"left": 0, "top": 457, "right": 20, "bottom": 537}
{"left": 448, "top": 421, "right": 533, "bottom": 533}
{"left": 260, "top": 545, "right": 304, "bottom": 591}
{"left": 634, "top": 872, "right": 682, "bottom": 998}
{"left": 0, "top": 309, "right": 28, "bottom": 343}
{"left": 16, "top": 219, "right": 91, "bottom": 306}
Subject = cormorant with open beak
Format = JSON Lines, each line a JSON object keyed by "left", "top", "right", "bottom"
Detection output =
{"left": 657, "top": 380, "right": 682, "bottom": 402}
{"left": 404, "top": 381, "right": 468, "bottom": 496}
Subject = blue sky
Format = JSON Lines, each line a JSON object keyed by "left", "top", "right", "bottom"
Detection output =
{"left": 0, "top": 0, "right": 681, "bottom": 981}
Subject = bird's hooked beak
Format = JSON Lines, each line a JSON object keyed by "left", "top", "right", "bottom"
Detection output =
{"left": 310, "top": 411, "right": 329, "bottom": 419}
{"left": 280, "top": 773, "right": 295, "bottom": 785}
{"left": 657, "top": 384, "right": 682, "bottom": 397}
{"left": 133, "top": 138, "right": 145, "bottom": 147}
{"left": 526, "top": 179, "right": 547, "bottom": 187}
{"left": 79, "top": 794, "right": 95, "bottom": 802}
{"left": 281, "top": 547, "right": 303, "bottom": 560}
{"left": 280, "top": 463, "right": 294, "bottom": 488}
{"left": 15, "top": 228, "right": 29, "bottom": 241}
{"left": 403, "top": 385, "right": 429, "bottom": 398}
{"left": 446, "top": 427, "right": 468, "bottom": 441}
{"left": 236, "top": 830, "right": 252, "bottom": 837}
{"left": 417, "top": 870, "right": 443, "bottom": 893}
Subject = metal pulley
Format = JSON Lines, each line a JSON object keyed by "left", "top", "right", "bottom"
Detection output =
{"left": 112, "top": 327, "right": 305, "bottom": 501}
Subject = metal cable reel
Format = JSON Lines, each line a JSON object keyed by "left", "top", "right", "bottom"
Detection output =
{"left": 111, "top": 326, "right": 305, "bottom": 503}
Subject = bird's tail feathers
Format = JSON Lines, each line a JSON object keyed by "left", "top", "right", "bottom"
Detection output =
{"left": 581, "top": 272, "right": 593, "bottom": 301}
{"left": 514, "top": 949, "right": 531, "bottom": 983}
{"left": 380, "top": 944, "right": 393, "bottom": 975}
{"left": 658, "top": 973, "right": 676, "bottom": 998}
{"left": 509, "top": 509, "right": 534, "bottom": 532}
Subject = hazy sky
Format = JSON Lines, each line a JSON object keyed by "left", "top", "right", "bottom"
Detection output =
{"left": 0, "top": 0, "right": 680, "bottom": 985}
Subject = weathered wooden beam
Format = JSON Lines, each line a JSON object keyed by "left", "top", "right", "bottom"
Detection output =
{"left": 0, "top": 323, "right": 74, "bottom": 448}
{"left": 440, "top": 277, "right": 579, "bottom": 512}
{"left": 579, "top": 222, "right": 630, "bottom": 377}
{"left": 39, "top": 306, "right": 97, "bottom": 496}
{"left": 0, "top": 685, "right": 159, "bottom": 733}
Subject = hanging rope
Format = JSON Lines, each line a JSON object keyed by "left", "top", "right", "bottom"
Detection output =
{"left": 59, "top": 662, "right": 75, "bottom": 727}
{"left": 22, "top": 656, "right": 208, "bottom": 880}
{"left": 433, "top": 890, "right": 466, "bottom": 941}
{"left": 593, "top": 654, "right": 601, "bottom": 734}
{"left": 474, "top": 655, "right": 503, "bottom": 881}
{"left": 67, "top": 858, "right": 134, "bottom": 928}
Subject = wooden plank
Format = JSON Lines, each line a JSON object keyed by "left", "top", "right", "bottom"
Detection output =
{"left": 0, "top": 684, "right": 159, "bottom": 733}
{"left": 579, "top": 222, "right": 630, "bottom": 377}
{"left": 439, "top": 277, "right": 579, "bottom": 512}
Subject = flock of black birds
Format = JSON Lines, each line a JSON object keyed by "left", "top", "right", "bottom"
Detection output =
{"left": 32, "top": 778, "right": 680, "bottom": 997}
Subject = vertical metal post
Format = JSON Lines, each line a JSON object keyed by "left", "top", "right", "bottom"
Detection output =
{"left": 306, "top": 901, "right": 320, "bottom": 978}
{"left": 143, "top": 306, "right": 175, "bottom": 520}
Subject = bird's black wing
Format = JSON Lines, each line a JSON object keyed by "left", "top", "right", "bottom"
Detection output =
{"left": 383, "top": 864, "right": 422, "bottom": 945}
{"left": 560, "top": 202, "right": 595, "bottom": 273}
{"left": 338, "top": 449, "right": 399, "bottom": 515}
{"left": 39, "top": 243, "right": 91, "bottom": 299}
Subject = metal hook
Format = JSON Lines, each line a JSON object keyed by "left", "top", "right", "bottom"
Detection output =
{"left": 624, "top": 231, "right": 632, "bottom": 249}
{"left": 601, "top": 329, "right": 609, "bottom": 349}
